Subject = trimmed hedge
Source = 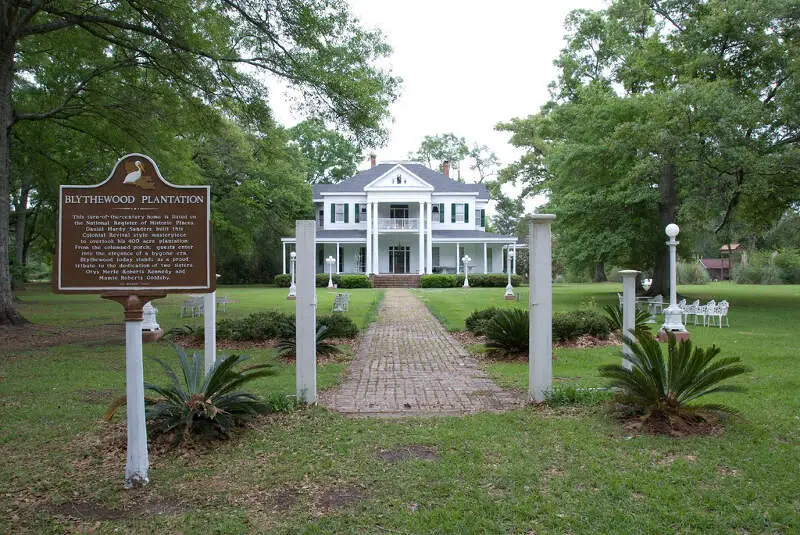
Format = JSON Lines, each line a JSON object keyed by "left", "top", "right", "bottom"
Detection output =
{"left": 317, "top": 313, "right": 358, "bottom": 338}
{"left": 552, "top": 309, "right": 611, "bottom": 342}
{"left": 196, "top": 310, "right": 358, "bottom": 341}
{"left": 464, "top": 306, "right": 611, "bottom": 344}
{"left": 465, "top": 307, "right": 500, "bottom": 336}
{"left": 421, "top": 273, "right": 523, "bottom": 288}
{"left": 420, "top": 274, "right": 458, "bottom": 288}
{"left": 274, "top": 273, "right": 371, "bottom": 288}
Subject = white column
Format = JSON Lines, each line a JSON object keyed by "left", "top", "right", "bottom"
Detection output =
{"left": 125, "top": 319, "right": 148, "bottom": 488}
{"left": 620, "top": 270, "right": 640, "bottom": 370}
{"left": 203, "top": 291, "right": 216, "bottom": 374}
{"left": 296, "top": 220, "right": 317, "bottom": 404}
{"left": 426, "top": 202, "right": 433, "bottom": 274}
{"left": 456, "top": 242, "right": 460, "bottom": 274}
{"left": 483, "top": 242, "right": 488, "bottom": 274}
{"left": 512, "top": 244, "right": 517, "bottom": 274}
{"left": 529, "top": 214, "right": 556, "bottom": 403}
{"left": 366, "top": 201, "right": 372, "bottom": 275}
{"left": 282, "top": 242, "right": 286, "bottom": 274}
{"left": 418, "top": 201, "right": 425, "bottom": 274}
{"left": 372, "top": 203, "right": 379, "bottom": 274}
{"left": 336, "top": 242, "right": 340, "bottom": 274}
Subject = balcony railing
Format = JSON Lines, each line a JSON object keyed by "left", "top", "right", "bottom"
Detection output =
{"left": 378, "top": 217, "right": 420, "bottom": 231}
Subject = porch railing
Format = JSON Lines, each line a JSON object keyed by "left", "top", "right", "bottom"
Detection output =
{"left": 377, "top": 217, "right": 420, "bottom": 231}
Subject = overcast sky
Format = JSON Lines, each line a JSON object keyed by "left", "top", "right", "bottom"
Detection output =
{"left": 273, "top": 1, "right": 608, "bottom": 197}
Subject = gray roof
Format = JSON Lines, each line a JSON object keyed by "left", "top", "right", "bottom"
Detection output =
{"left": 314, "top": 163, "right": 489, "bottom": 200}
{"left": 432, "top": 230, "right": 515, "bottom": 241}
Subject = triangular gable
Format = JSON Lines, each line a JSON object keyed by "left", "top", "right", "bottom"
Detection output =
{"left": 363, "top": 164, "right": 434, "bottom": 192}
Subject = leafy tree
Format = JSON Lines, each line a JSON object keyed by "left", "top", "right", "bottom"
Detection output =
{"left": 0, "top": 1, "right": 399, "bottom": 324}
{"left": 467, "top": 143, "right": 500, "bottom": 183}
{"left": 498, "top": 0, "right": 800, "bottom": 294}
{"left": 409, "top": 133, "right": 469, "bottom": 178}
{"left": 289, "top": 119, "right": 362, "bottom": 184}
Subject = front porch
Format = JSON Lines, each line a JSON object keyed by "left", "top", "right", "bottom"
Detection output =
{"left": 281, "top": 236, "right": 518, "bottom": 276}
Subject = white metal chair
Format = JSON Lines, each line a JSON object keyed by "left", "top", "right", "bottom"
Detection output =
{"left": 694, "top": 300, "right": 716, "bottom": 326}
{"left": 215, "top": 295, "right": 232, "bottom": 312}
{"left": 682, "top": 299, "right": 700, "bottom": 324}
{"left": 617, "top": 293, "right": 624, "bottom": 310}
{"left": 181, "top": 297, "right": 204, "bottom": 318}
{"left": 332, "top": 293, "right": 350, "bottom": 312}
{"left": 649, "top": 294, "right": 664, "bottom": 314}
{"left": 708, "top": 300, "right": 730, "bottom": 328}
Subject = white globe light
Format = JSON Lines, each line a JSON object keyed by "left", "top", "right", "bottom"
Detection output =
{"left": 665, "top": 223, "right": 680, "bottom": 238}
{"left": 290, "top": 251, "right": 296, "bottom": 259}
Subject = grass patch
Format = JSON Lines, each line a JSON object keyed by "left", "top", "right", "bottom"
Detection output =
{"left": 1, "top": 283, "right": 798, "bottom": 533}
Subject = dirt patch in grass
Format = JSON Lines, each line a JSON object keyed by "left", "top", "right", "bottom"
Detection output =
{"left": 0, "top": 324, "right": 124, "bottom": 352}
{"left": 315, "top": 485, "right": 363, "bottom": 509}
{"left": 622, "top": 410, "right": 724, "bottom": 438}
{"left": 376, "top": 445, "right": 439, "bottom": 462}
{"left": 50, "top": 498, "right": 186, "bottom": 521}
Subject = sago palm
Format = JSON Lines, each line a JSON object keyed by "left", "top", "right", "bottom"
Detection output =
{"left": 599, "top": 333, "right": 750, "bottom": 416}
{"left": 485, "top": 308, "right": 529, "bottom": 356}
{"left": 144, "top": 346, "right": 275, "bottom": 442}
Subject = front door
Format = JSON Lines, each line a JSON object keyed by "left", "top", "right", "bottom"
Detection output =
{"left": 388, "top": 246, "right": 410, "bottom": 274}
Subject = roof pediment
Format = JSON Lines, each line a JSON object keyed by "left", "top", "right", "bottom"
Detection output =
{"left": 364, "top": 164, "right": 434, "bottom": 192}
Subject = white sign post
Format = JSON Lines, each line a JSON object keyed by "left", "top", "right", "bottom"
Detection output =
{"left": 296, "top": 221, "right": 317, "bottom": 403}
{"left": 529, "top": 215, "right": 556, "bottom": 402}
{"left": 204, "top": 291, "right": 217, "bottom": 374}
{"left": 619, "top": 270, "right": 640, "bottom": 370}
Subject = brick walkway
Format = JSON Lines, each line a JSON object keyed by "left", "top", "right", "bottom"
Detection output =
{"left": 321, "top": 289, "right": 526, "bottom": 416}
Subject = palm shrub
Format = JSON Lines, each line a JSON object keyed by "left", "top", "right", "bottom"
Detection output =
{"left": 599, "top": 334, "right": 750, "bottom": 419}
{"left": 603, "top": 304, "right": 652, "bottom": 338}
{"left": 276, "top": 319, "right": 341, "bottom": 359}
{"left": 484, "top": 308, "right": 529, "bottom": 356}
{"left": 144, "top": 347, "right": 276, "bottom": 442}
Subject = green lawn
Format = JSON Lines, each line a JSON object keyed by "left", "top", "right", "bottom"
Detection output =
{"left": 1, "top": 283, "right": 798, "bottom": 534}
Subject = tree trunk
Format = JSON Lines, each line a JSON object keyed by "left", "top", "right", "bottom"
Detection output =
{"left": 593, "top": 261, "right": 607, "bottom": 282}
{"left": 0, "top": 40, "right": 27, "bottom": 325}
{"left": 648, "top": 154, "right": 678, "bottom": 298}
{"left": 12, "top": 183, "right": 30, "bottom": 290}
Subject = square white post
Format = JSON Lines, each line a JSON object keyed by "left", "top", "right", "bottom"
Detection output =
{"left": 426, "top": 202, "right": 433, "bottom": 274}
{"left": 335, "top": 242, "right": 340, "bottom": 274}
{"left": 372, "top": 203, "right": 379, "bottom": 273}
{"left": 456, "top": 242, "right": 460, "bottom": 274}
{"left": 619, "top": 270, "right": 640, "bottom": 370}
{"left": 203, "top": 291, "right": 216, "bottom": 374}
{"left": 124, "top": 319, "right": 148, "bottom": 487}
{"left": 282, "top": 242, "right": 287, "bottom": 274}
{"left": 366, "top": 201, "right": 372, "bottom": 275}
{"left": 483, "top": 242, "right": 488, "bottom": 274}
{"left": 296, "top": 220, "right": 317, "bottom": 403}
{"left": 418, "top": 201, "right": 425, "bottom": 274}
{"left": 529, "top": 214, "right": 556, "bottom": 402}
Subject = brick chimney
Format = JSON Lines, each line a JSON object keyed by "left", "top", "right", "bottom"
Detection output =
{"left": 443, "top": 160, "right": 450, "bottom": 177}
{"left": 370, "top": 154, "right": 376, "bottom": 168}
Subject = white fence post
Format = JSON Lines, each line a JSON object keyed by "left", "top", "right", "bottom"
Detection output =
{"left": 619, "top": 270, "right": 640, "bottom": 370}
{"left": 296, "top": 220, "right": 317, "bottom": 403}
{"left": 204, "top": 291, "right": 216, "bottom": 374}
{"left": 124, "top": 318, "right": 148, "bottom": 487}
{"left": 529, "top": 215, "right": 556, "bottom": 402}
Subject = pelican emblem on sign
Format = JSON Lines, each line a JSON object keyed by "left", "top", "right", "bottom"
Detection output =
{"left": 122, "top": 160, "right": 155, "bottom": 189}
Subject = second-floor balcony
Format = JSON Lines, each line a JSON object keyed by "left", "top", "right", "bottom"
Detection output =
{"left": 378, "top": 217, "right": 421, "bottom": 231}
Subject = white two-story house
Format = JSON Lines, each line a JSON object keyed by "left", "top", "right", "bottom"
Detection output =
{"left": 281, "top": 158, "right": 517, "bottom": 278}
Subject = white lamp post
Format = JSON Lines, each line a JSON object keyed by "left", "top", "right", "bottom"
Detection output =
{"left": 326, "top": 255, "right": 336, "bottom": 288}
{"left": 504, "top": 249, "right": 515, "bottom": 299}
{"left": 287, "top": 251, "right": 297, "bottom": 300}
{"left": 661, "top": 223, "right": 688, "bottom": 336}
{"left": 462, "top": 254, "right": 472, "bottom": 288}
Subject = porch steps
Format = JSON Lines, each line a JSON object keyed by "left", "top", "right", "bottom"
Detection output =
{"left": 371, "top": 274, "right": 422, "bottom": 288}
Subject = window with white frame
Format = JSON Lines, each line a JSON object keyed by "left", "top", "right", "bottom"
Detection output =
{"left": 455, "top": 203, "right": 465, "bottom": 222}
{"left": 335, "top": 203, "right": 345, "bottom": 223}
{"left": 360, "top": 204, "right": 367, "bottom": 221}
{"left": 432, "top": 204, "right": 440, "bottom": 218}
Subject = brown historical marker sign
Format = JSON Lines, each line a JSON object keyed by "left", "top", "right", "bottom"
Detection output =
{"left": 54, "top": 154, "right": 214, "bottom": 293}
